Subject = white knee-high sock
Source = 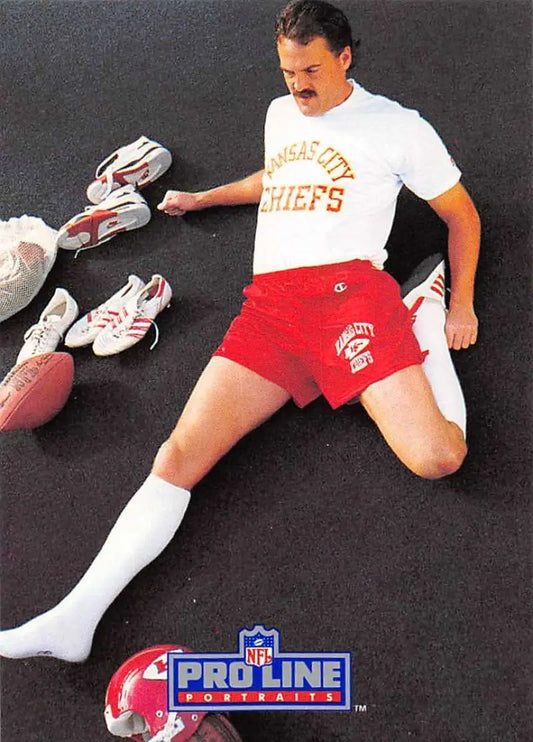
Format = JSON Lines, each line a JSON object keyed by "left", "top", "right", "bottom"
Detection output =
{"left": 412, "top": 299, "right": 467, "bottom": 436}
{"left": 0, "top": 474, "right": 190, "bottom": 662}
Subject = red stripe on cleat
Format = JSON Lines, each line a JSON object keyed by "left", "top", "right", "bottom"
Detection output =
{"left": 64, "top": 209, "right": 124, "bottom": 247}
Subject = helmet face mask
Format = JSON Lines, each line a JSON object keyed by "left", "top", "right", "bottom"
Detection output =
{"left": 142, "top": 711, "right": 187, "bottom": 742}
{"left": 104, "top": 708, "right": 148, "bottom": 738}
{"left": 105, "top": 645, "right": 205, "bottom": 742}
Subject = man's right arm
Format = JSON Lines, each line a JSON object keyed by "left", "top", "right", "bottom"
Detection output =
{"left": 157, "top": 169, "right": 265, "bottom": 216}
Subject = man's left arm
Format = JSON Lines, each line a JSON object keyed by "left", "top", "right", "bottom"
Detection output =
{"left": 427, "top": 182, "right": 481, "bottom": 350}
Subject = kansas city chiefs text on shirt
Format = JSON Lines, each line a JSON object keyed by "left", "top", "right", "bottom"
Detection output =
{"left": 265, "top": 140, "right": 355, "bottom": 182}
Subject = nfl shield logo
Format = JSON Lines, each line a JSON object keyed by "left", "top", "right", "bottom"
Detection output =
{"left": 245, "top": 645, "right": 273, "bottom": 667}
{"left": 242, "top": 626, "right": 277, "bottom": 667}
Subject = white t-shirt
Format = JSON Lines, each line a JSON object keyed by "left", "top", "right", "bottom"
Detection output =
{"left": 253, "top": 80, "right": 461, "bottom": 275}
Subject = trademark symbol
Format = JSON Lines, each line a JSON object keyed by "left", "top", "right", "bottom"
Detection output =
{"left": 354, "top": 704, "right": 367, "bottom": 713}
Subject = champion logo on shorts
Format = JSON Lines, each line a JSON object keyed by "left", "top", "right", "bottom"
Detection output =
{"left": 335, "top": 322, "right": 375, "bottom": 374}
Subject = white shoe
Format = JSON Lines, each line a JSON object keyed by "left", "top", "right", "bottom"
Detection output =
{"left": 56, "top": 185, "right": 151, "bottom": 251}
{"left": 401, "top": 253, "right": 446, "bottom": 314}
{"left": 65, "top": 275, "right": 146, "bottom": 348}
{"left": 16, "top": 288, "right": 79, "bottom": 364}
{"left": 92, "top": 275, "right": 172, "bottom": 356}
{"left": 86, "top": 136, "right": 172, "bottom": 204}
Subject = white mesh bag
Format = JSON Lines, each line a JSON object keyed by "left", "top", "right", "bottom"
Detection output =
{"left": 0, "top": 215, "right": 58, "bottom": 323}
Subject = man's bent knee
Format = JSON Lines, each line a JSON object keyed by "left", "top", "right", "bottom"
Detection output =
{"left": 151, "top": 435, "right": 202, "bottom": 490}
{"left": 409, "top": 438, "right": 467, "bottom": 479}
{"left": 152, "top": 438, "right": 176, "bottom": 471}
{"left": 151, "top": 416, "right": 242, "bottom": 490}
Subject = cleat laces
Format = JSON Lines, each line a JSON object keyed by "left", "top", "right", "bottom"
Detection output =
{"left": 108, "top": 306, "right": 161, "bottom": 351}
{"left": 22, "top": 319, "right": 62, "bottom": 352}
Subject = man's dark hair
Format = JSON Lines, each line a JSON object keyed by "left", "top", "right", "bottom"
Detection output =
{"left": 275, "top": 0, "right": 359, "bottom": 65}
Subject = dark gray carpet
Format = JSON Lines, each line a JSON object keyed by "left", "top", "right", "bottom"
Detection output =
{"left": 0, "top": 1, "right": 531, "bottom": 740}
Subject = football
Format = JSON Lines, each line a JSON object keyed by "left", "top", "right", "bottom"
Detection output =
{"left": 191, "top": 714, "right": 243, "bottom": 742}
{"left": 0, "top": 352, "right": 74, "bottom": 431}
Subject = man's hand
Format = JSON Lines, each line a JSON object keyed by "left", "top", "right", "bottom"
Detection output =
{"left": 157, "top": 171, "right": 265, "bottom": 217}
{"left": 428, "top": 182, "right": 481, "bottom": 351}
{"left": 445, "top": 303, "right": 478, "bottom": 350}
{"left": 157, "top": 190, "right": 203, "bottom": 216}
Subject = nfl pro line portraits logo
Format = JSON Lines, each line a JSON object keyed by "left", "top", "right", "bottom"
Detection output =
{"left": 167, "top": 625, "right": 352, "bottom": 711}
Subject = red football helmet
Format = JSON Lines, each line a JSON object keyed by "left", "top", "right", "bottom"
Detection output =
{"left": 104, "top": 645, "right": 206, "bottom": 741}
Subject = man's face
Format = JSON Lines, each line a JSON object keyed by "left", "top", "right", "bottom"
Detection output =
{"left": 277, "top": 35, "right": 352, "bottom": 116}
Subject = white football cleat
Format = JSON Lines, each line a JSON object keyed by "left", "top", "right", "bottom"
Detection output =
{"left": 86, "top": 136, "right": 172, "bottom": 204}
{"left": 401, "top": 253, "right": 446, "bottom": 315}
{"left": 16, "top": 288, "right": 79, "bottom": 364}
{"left": 92, "top": 275, "right": 172, "bottom": 356}
{"left": 56, "top": 185, "right": 151, "bottom": 251}
{"left": 65, "top": 275, "right": 146, "bottom": 348}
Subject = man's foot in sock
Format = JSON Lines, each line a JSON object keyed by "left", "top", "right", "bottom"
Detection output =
{"left": 0, "top": 606, "right": 94, "bottom": 662}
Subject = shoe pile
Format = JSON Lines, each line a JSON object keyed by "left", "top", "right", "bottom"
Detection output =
{"left": 12, "top": 136, "right": 176, "bottom": 368}
{"left": 66, "top": 274, "right": 172, "bottom": 355}
{"left": 56, "top": 136, "right": 172, "bottom": 252}
{"left": 15, "top": 274, "right": 172, "bottom": 362}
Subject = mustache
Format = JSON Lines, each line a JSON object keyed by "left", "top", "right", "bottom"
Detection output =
{"left": 294, "top": 89, "right": 316, "bottom": 99}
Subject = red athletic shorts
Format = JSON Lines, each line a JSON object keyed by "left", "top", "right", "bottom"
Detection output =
{"left": 213, "top": 258, "right": 425, "bottom": 409}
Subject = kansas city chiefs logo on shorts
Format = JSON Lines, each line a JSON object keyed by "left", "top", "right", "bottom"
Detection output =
{"left": 335, "top": 322, "right": 374, "bottom": 374}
